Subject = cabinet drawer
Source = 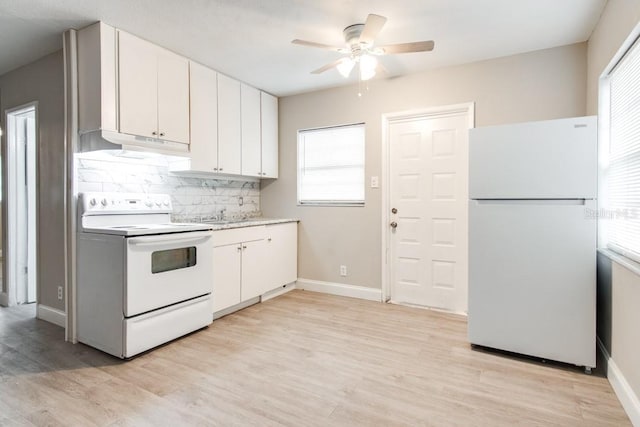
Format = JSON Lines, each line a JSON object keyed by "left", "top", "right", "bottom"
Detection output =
{"left": 212, "top": 225, "right": 266, "bottom": 247}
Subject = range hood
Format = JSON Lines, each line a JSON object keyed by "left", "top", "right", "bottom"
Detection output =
{"left": 79, "top": 130, "right": 190, "bottom": 157}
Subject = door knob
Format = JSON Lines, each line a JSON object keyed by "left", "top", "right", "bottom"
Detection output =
{"left": 390, "top": 222, "right": 398, "bottom": 229}
{"left": 391, "top": 208, "right": 398, "bottom": 214}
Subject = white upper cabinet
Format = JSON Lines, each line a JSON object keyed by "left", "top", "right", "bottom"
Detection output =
{"left": 261, "top": 92, "right": 278, "bottom": 178}
{"left": 217, "top": 74, "right": 242, "bottom": 175}
{"left": 189, "top": 62, "right": 218, "bottom": 172}
{"left": 117, "top": 31, "right": 158, "bottom": 139}
{"left": 117, "top": 31, "right": 189, "bottom": 144}
{"left": 241, "top": 84, "right": 262, "bottom": 177}
{"left": 157, "top": 50, "right": 190, "bottom": 144}
{"left": 77, "top": 22, "right": 277, "bottom": 171}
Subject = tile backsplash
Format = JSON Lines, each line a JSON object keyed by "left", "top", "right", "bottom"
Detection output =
{"left": 75, "top": 152, "right": 260, "bottom": 221}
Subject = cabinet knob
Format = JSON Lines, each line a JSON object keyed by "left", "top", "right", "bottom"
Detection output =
{"left": 267, "top": 237, "right": 272, "bottom": 242}
{"left": 159, "top": 132, "right": 165, "bottom": 137}
{"left": 219, "top": 168, "right": 223, "bottom": 171}
{"left": 237, "top": 246, "right": 242, "bottom": 251}
{"left": 151, "top": 131, "right": 157, "bottom": 136}
{"left": 242, "top": 245, "right": 247, "bottom": 249}
{"left": 213, "top": 168, "right": 218, "bottom": 171}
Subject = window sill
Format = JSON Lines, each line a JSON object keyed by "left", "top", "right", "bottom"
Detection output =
{"left": 297, "top": 204, "right": 365, "bottom": 207}
{"left": 598, "top": 248, "right": 640, "bottom": 277}
{"left": 297, "top": 202, "right": 365, "bottom": 207}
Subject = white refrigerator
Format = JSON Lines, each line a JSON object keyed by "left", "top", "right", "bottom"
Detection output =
{"left": 468, "top": 116, "right": 597, "bottom": 369}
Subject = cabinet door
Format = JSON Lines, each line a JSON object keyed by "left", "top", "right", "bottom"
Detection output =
{"left": 241, "top": 84, "right": 262, "bottom": 177}
{"left": 212, "top": 244, "right": 242, "bottom": 312}
{"left": 217, "top": 74, "right": 242, "bottom": 175}
{"left": 261, "top": 92, "right": 278, "bottom": 178}
{"left": 118, "top": 31, "right": 158, "bottom": 138}
{"left": 189, "top": 62, "right": 218, "bottom": 171}
{"left": 263, "top": 223, "right": 297, "bottom": 293}
{"left": 157, "top": 49, "right": 190, "bottom": 144}
{"left": 240, "top": 239, "right": 269, "bottom": 301}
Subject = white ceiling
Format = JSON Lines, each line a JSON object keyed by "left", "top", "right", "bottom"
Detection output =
{"left": 0, "top": 0, "right": 607, "bottom": 96}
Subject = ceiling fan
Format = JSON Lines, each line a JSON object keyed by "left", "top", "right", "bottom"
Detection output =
{"left": 292, "top": 14, "right": 435, "bottom": 81}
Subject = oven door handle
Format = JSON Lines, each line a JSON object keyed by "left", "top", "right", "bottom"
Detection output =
{"left": 127, "top": 231, "right": 212, "bottom": 247}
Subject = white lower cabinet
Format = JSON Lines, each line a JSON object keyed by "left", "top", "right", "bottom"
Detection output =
{"left": 211, "top": 243, "right": 242, "bottom": 313}
{"left": 211, "top": 223, "right": 298, "bottom": 314}
{"left": 240, "top": 239, "right": 270, "bottom": 301}
{"left": 263, "top": 223, "right": 298, "bottom": 291}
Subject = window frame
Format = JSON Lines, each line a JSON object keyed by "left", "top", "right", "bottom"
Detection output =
{"left": 599, "top": 25, "right": 640, "bottom": 265}
{"left": 296, "top": 122, "right": 366, "bottom": 207}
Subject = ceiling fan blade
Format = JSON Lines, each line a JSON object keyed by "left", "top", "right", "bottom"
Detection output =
{"left": 292, "top": 39, "right": 344, "bottom": 51}
{"left": 379, "top": 41, "right": 435, "bottom": 54}
{"left": 311, "top": 58, "right": 348, "bottom": 74}
{"left": 359, "top": 14, "right": 387, "bottom": 45}
{"left": 376, "top": 61, "right": 389, "bottom": 76}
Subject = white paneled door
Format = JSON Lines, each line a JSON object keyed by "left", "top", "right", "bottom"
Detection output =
{"left": 387, "top": 107, "right": 472, "bottom": 313}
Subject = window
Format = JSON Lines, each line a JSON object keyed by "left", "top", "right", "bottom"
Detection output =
{"left": 601, "top": 35, "right": 640, "bottom": 263}
{"left": 297, "top": 123, "right": 365, "bottom": 205}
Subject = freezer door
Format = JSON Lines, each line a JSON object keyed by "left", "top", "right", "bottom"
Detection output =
{"left": 468, "top": 199, "right": 596, "bottom": 367}
{"left": 469, "top": 116, "right": 597, "bottom": 199}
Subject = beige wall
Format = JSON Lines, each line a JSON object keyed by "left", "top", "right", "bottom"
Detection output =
{"left": 589, "top": 0, "right": 640, "bottom": 417}
{"left": 0, "top": 50, "right": 66, "bottom": 310}
{"left": 262, "top": 43, "right": 587, "bottom": 289}
{"left": 611, "top": 263, "right": 640, "bottom": 399}
{"left": 587, "top": 0, "right": 640, "bottom": 114}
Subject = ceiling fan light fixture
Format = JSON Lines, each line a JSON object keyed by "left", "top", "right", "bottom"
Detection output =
{"left": 337, "top": 57, "right": 355, "bottom": 78}
{"left": 359, "top": 54, "right": 377, "bottom": 81}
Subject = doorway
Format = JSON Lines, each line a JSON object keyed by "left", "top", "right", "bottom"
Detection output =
{"left": 5, "top": 103, "right": 37, "bottom": 306}
{"left": 382, "top": 104, "right": 474, "bottom": 313}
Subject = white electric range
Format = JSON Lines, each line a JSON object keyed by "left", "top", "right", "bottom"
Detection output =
{"left": 77, "top": 192, "right": 214, "bottom": 359}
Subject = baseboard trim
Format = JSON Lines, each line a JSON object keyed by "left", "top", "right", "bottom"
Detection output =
{"left": 212, "top": 297, "right": 259, "bottom": 320}
{"left": 261, "top": 282, "right": 296, "bottom": 302}
{"left": 36, "top": 304, "right": 66, "bottom": 328}
{"left": 598, "top": 337, "right": 640, "bottom": 426}
{"left": 0, "top": 292, "right": 7, "bottom": 307}
{"left": 296, "top": 278, "right": 382, "bottom": 302}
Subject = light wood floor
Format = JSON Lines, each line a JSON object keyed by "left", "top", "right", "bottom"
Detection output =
{"left": 0, "top": 290, "right": 630, "bottom": 426}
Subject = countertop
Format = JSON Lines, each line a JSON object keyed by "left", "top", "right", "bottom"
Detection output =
{"left": 203, "top": 218, "right": 299, "bottom": 231}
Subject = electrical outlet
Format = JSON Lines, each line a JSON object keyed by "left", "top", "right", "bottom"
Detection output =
{"left": 370, "top": 176, "right": 379, "bottom": 188}
{"left": 340, "top": 265, "right": 347, "bottom": 276}
{"left": 57, "top": 286, "right": 63, "bottom": 300}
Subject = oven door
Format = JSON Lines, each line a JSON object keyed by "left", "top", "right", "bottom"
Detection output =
{"left": 124, "top": 230, "right": 213, "bottom": 317}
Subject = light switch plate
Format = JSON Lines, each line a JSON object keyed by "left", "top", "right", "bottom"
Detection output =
{"left": 371, "top": 176, "right": 379, "bottom": 188}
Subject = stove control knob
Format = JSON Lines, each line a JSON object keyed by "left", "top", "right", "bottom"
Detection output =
{"left": 163, "top": 200, "right": 170, "bottom": 207}
{"left": 155, "top": 201, "right": 161, "bottom": 207}
{"left": 101, "top": 198, "right": 108, "bottom": 207}
{"left": 89, "top": 198, "right": 97, "bottom": 207}
{"left": 145, "top": 200, "right": 153, "bottom": 208}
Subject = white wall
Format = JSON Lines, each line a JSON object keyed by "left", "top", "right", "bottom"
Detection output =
{"left": 262, "top": 43, "right": 587, "bottom": 290}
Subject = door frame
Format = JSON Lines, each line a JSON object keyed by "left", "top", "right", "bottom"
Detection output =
{"left": 381, "top": 102, "right": 475, "bottom": 303}
{"left": 4, "top": 101, "right": 39, "bottom": 307}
